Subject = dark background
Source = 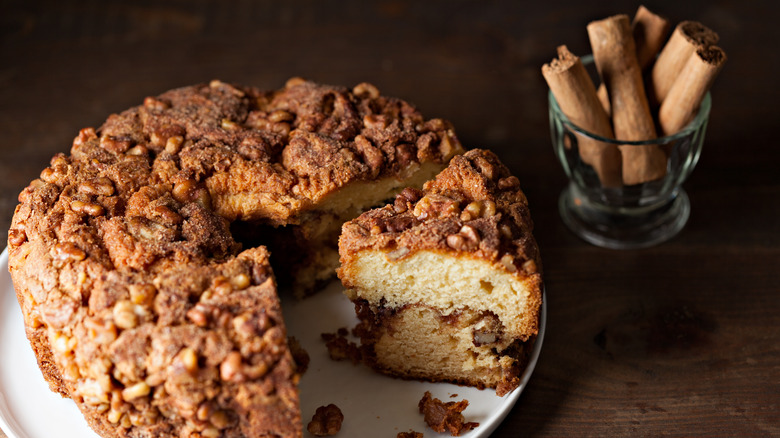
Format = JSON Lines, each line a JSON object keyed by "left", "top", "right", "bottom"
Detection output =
{"left": 1, "top": 1, "right": 779, "bottom": 436}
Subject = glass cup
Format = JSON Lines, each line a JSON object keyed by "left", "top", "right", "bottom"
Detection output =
{"left": 549, "top": 59, "right": 710, "bottom": 249}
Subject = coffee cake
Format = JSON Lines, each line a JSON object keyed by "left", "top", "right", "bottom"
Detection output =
{"left": 7, "top": 78, "right": 462, "bottom": 437}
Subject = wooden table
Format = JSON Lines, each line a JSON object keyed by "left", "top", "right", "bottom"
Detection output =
{"left": 1, "top": 1, "right": 778, "bottom": 436}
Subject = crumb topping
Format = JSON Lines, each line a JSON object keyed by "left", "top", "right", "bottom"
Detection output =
{"left": 339, "top": 149, "right": 541, "bottom": 276}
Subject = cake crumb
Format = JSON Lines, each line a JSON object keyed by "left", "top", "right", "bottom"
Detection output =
{"left": 322, "top": 329, "right": 362, "bottom": 364}
{"left": 418, "top": 391, "right": 479, "bottom": 436}
{"left": 307, "top": 404, "right": 344, "bottom": 436}
{"left": 288, "top": 336, "right": 310, "bottom": 375}
{"left": 397, "top": 431, "right": 424, "bottom": 438}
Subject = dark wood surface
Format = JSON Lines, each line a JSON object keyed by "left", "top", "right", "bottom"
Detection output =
{"left": 1, "top": 1, "right": 778, "bottom": 436}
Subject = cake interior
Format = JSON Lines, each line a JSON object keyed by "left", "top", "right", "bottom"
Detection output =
{"left": 342, "top": 249, "right": 540, "bottom": 393}
{"left": 344, "top": 249, "right": 540, "bottom": 337}
{"left": 233, "top": 161, "right": 446, "bottom": 295}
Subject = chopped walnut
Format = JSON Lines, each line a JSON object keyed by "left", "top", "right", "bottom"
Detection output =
{"left": 8, "top": 228, "right": 26, "bottom": 246}
{"left": 446, "top": 225, "right": 480, "bottom": 252}
{"left": 498, "top": 175, "right": 520, "bottom": 190}
{"left": 307, "top": 404, "right": 344, "bottom": 436}
{"left": 413, "top": 194, "right": 460, "bottom": 220}
{"left": 321, "top": 330, "right": 362, "bottom": 365}
{"left": 418, "top": 391, "right": 479, "bottom": 436}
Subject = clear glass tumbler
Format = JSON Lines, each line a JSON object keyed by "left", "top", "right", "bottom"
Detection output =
{"left": 549, "top": 70, "right": 710, "bottom": 249}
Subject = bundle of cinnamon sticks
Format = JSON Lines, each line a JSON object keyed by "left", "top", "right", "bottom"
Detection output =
{"left": 543, "top": 6, "right": 726, "bottom": 186}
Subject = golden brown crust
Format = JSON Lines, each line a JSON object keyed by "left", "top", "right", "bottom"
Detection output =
{"left": 7, "top": 78, "right": 461, "bottom": 438}
{"left": 338, "top": 149, "right": 542, "bottom": 280}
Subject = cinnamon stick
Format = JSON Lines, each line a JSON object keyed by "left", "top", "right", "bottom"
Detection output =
{"left": 542, "top": 45, "right": 622, "bottom": 187}
{"left": 633, "top": 5, "right": 672, "bottom": 70}
{"left": 588, "top": 14, "right": 667, "bottom": 185}
{"left": 659, "top": 45, "right": 726, "bottom": 135}
{"left": 597, "top": 5, "right": 670, "bottom": 116}
{"left": 649, "top": 21, "right": 719, "bottom": 105}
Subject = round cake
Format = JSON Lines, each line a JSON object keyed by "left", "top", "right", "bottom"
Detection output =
{"left": 6, "top": 78, "right": 462, "bottom": 438}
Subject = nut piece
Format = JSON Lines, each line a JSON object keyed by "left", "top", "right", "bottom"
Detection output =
{"left": 220, "top": 351, "right": 244, "bottom": 382}
{"left": 230, "top": 273, "right": 251, "bottom": 290}
{"left": 100, "top": 135, "right": 133, "bottom": 153}
{"left": 438, "top": 130, "right": 459, "bottom": 159}
{"left": 126, "top": 145, "right": 148, "bottom": 156}
{"left": 221, "top": 118, "right": 239, "bottom": 130}
{"left": 143, "top": 96, "right": 171, "bottom": 111}
{"left": 522, "top": 259, "right": 537, "bottom": 274}
{"left": 52, "top": 331, "right": 77, "bottom": 353}
{"left": 498, "top": 175, "right": 520, "bottom": 190}
{"left": 418, "top": 391, "right": 479, "bottom": 436}
{"left": 413, "top": 196, "right": 432, "bottom": 219}
{"left": 386, "top": 246, "right": 410, "bottom": 261}
{"left": 113, "top": 300, "right": 138, "bottom": 329}
{"left": 473, "top": 155, "right": 496, "bottom": 180}
{"left": 473, "top": 331, "right": 499, "bottom": 346}
{"left": 73, "top": 127, "right": 97, "bottom": 147}
{"left": 164, "top": 135, "right": 184, "bottom": 154}
{"left": 121, "top": 382, "right": 150, "bottom": 401}
{"left": 129, "top": 284, "right": 156, "bottom": 306}
{"left": 500, "top": 254, "right": 517, "bottom": 272}
{"left": 399, "top": 187, "right": 423, "bottom": 203}
{"left": 353, "top": 82, "right": 380, "bottom": 99}
{"left": 482, "top": 200, "right": 497, "bottom": 217}
{"left": 84, "top": 317, "right": 117, "bottom": 345}
{"left": 71, "top": 200, "right": 105, "bottom": 217}
{"left": 209, "top": 409, "right": 234, "bottom": 429}
{"left": 461, "top": 200, "right": 496, "bottom": 221}
{"left": 187, "top": 304, "right": 209, "bottom": 327}
{"left": 52, "top": 242, "right": 86, "bottom": 263}
{"left": 499, "top": 224, "right": 513, "bottom": 239}
{"left": 446, "top": 225, "right": 480, "bottom": 252}
{"left": 307, "top": 404, "right": 344, "bottom": 436}
{"left": 152, "top": 205, "right": 183, "bottom": 225}
{"left": 78, "top": 177, "right": 115, "bottom": 196}
{"left": 393, "top": 196, "right": 409, "bottom": 213}
{"left": 201, "top": 427, "right": 220, "bottom": 438}
{"left": 461, "top": 201, "right": 482, "bottom": 221}
{"left": 212, "top": 276, "right": 233, "bottom": 295}
{"left": 446, "top": 234, "right": 466, "bottom": 251}
{"left": 8, "top": 228, "right": 26, "bottom": 246}
{"left": 460, "top": 225, "right": 480, "bottom": 245}
{"left": 268, "top": 109, "right": 295, "bottom": 123}
{"left": 172, "top": 180, "right": 212, "bottom": 208}
{"left": 177, "top": 347, "right": 199, "bottom": 374}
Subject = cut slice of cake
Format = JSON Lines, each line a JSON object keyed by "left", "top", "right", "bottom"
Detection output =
{"left": 337, "top": 149, "right": 543, "bottom": 395}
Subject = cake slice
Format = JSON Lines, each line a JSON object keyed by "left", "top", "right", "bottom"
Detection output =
{"left": 337, "top": 149, "right": 543, "bottom": 395}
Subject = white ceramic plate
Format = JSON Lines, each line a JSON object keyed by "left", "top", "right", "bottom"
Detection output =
{"left": 0, "top": 247, "right": 545, "bottom": 438}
